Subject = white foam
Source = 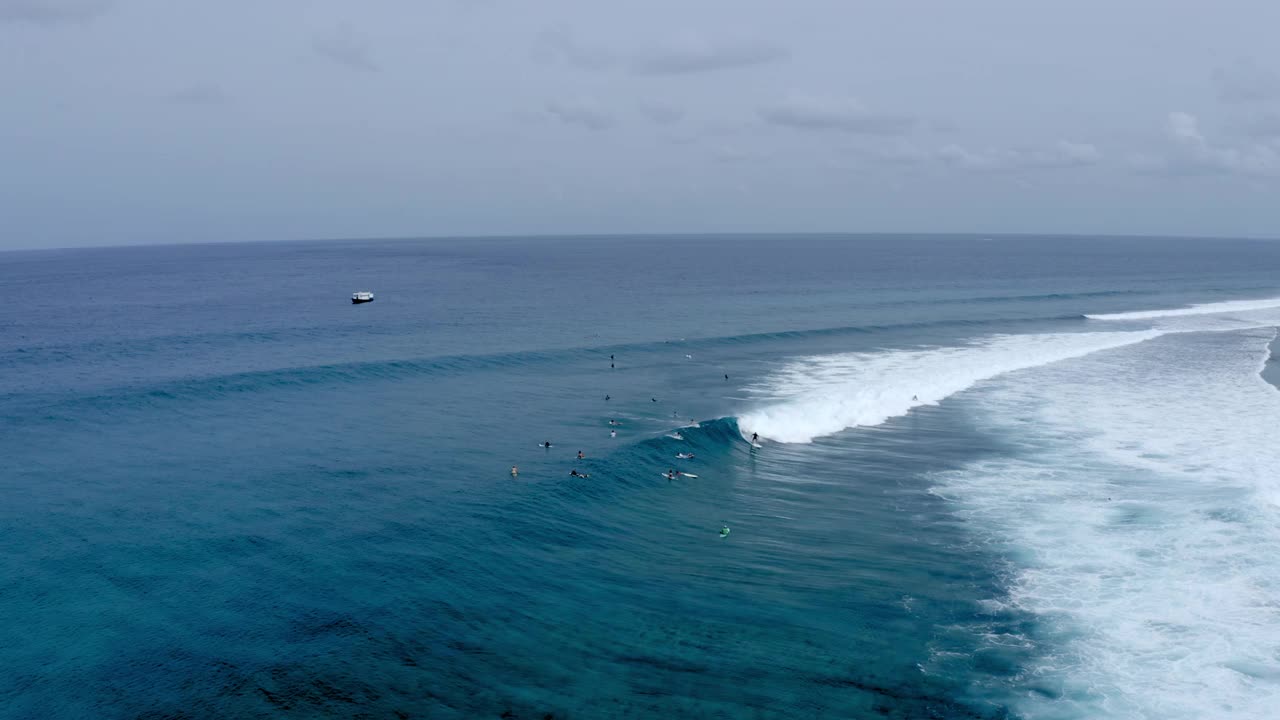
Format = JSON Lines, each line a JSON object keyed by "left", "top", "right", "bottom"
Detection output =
{"left": 1085, "top": 295, "right": 1280, "bottom": 321}
{"left": 738, "top": 330, "right": 1160, "bottom": 443}
{"left": 935, "top": 329, "right": 1280, "bottom": 719}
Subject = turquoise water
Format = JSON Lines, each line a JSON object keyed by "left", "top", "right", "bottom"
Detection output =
{"left": 3, "top": 235, "right": 1280, "bottom": 718}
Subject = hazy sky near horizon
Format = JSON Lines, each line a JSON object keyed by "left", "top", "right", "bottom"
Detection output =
{"left": 4, "top": 0, "right": 1280, "bottom": 249}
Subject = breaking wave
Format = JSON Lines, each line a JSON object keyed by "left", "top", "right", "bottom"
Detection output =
{"left": 1085, "top": 295, "right": 1280, "bottom": 321}
{"left": 738, "top": 330, "right": 1160, "bottom": 443}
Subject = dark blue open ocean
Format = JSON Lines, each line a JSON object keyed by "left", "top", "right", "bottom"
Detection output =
{"left": 3, "top": 235, "right": 1280, "bottom": 719}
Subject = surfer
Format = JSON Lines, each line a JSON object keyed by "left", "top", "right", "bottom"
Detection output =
{"left": 912, "top": 395, "right": 918, "bottom": 401}
{"left": 720, "top": 526, "right": 730, "bottom": 538}
{"left": 570, "top": 469, "right": 588, "bottom": 478}
{"left": 651, "top": 398, "right": 657, "bottom": 403}
{"left": 751, "top": 432, "right": 758, "bottom": 444}
{"left": 724, "top": 374, "right": 728, "bottom": 380}
{"left": 541, "top": 441, "right": 552, "bottom": 449}
{"left": 676, "top": 452, "right": 694, "bottom": 459}
{"left": 605, "top": 394, "right": 610, "bottom": 401}
{"left": 666, "top": 469, "right": 676, "bottom": 481}
{"left": 511, "top": 465, "right": 518, "bottom": 477}
{"left": 610, "top": 430, "right": 616, "bottom": 438}
{"left": 577, "top": 450, "right": 584, "bottom": 460}
{"left": 671, "top": 432, "right": 684, "bottom": 440}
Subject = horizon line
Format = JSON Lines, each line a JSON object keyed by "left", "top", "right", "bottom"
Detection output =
{"left": 4, "top": 230, "right": 1280, "bottom": 254}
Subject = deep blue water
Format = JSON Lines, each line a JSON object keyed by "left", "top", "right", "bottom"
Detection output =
{"left": 4, "top": 235, "right": 1280, "bottom": 719}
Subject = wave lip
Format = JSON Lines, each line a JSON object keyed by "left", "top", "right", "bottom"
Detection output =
{"left": 738, "top": 330, "right": 1160, "bottom": 444}
{"left": 1085, "top": 295, "right": 1280, "bottom": 321}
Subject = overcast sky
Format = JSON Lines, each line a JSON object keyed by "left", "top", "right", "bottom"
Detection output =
{"left": 4, "top": 0, "right": 1280, "bottom": 249}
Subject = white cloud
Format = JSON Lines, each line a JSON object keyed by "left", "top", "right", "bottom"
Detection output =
{"left": 1167, "top": 111, "right": 1203, "bottom": 144}
{"left": 546, "top": 99, "right": 615, "bottom": 131}
{"left": 760, "top": 94, "right": 915, "bottom": 135}
{"left": 0, "top": 0, "right": 110, "bottom": 25}
{"left": 638, "top": 103, "right": 684, "bottom": 125}
{"left": 534, "top": 29, "right": 786, "bottom": 76}
{"left": 630, "top": 36, "right": 787, "bottom": 76}
{"left": 313, "top": 24, "right": 378, "bottom": 72}
{"left": 163, "top": 84, "right": 228, "bottom": 105}
{"left": 852, "top": 139, "right": 1103, "bottom": 171}
{"left": 1155, "top": 111, "right": 1280, "bottom": 177}
{"left": 709, "top": 146, "right": 764, "bottom": 164}
{"left": 532, "top": 27, "right": 617, "bottom": 71}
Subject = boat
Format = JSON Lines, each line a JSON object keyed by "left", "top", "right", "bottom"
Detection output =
{"left": 351, "top": 291, "right": 374, "bottom": 304}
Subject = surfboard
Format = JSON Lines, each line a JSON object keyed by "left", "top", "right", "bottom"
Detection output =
{"left": 750, "top": 442, "right": 763, "bottom": 449}
{"left": 679, "top": 473, "right": 698, "bottom": 478}
{"left": 719, "top": 527, "right": 730, "bottom": 538}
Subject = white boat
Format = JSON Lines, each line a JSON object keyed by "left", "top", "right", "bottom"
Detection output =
{"left": 351, "top": 291, "right": 374, "bottom": 304}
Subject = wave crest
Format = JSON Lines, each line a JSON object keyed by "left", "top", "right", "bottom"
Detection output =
{"left": 738, "top": 330, "right": 1160, "bottom": 443}
{"left": 1085, "top": 296, "right": 1280, "bottom": 320}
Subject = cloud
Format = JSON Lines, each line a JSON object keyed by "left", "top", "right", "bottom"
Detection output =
{"left": 851, "top": 139, "right": 1102, "bottom": 171}
{"left": 1153, "top": 111, "right": 1280, "bottom": 177}
{"left": 942, "top": 140, "right": 1102, "bottom": 171}
{"left": 1212, "top": 60, "right": 1280, "bottom": 104}
{"left": 534, "top": 28, "right": 786, "bottom": 76}
{"left": 760, "top": 94, "right": 916, "bottom": 135}
{"left": 0, "top": 0, "right": 111, "bottom": 25}
{"left": 630, "top": 36, "right": 787, "bottom": 76}
{"left": 163, "top": 84, "right": 228, "bottom": 105}
{"left": 710, "top": 146, "right": 763, "bottom": 164}
{"left": 638, "top": 103, "right": 684, "bottom": 125}
{"left": 546, "top": 99, "right": 615, "bottom": 131}
{"left": 532, "top": 27, "right": 617, "bottom": 71}
{"left": 313, "top": 23, "right": 378, "bottom": 72}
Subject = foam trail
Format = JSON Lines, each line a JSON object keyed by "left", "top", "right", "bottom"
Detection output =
{"left": 1085, "top": 295, "right": 1280, "bottom": 320}
{"left": 936, "top": 329, "right": 1280, "bottom": 719}
{"left": 738, "top": 330, "right": 1159, "bottom": 443}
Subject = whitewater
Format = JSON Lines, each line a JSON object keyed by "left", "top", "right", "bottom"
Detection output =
{"left": 739, "top": 296, "right": 1280, "bottom": 444}
{"left": 738, "top": 296, "right": 1280, "bottom": 719}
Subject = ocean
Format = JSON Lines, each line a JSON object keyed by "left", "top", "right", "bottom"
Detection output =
{"left": 2, "top": 234, "right": 1279, "bottom": 719}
